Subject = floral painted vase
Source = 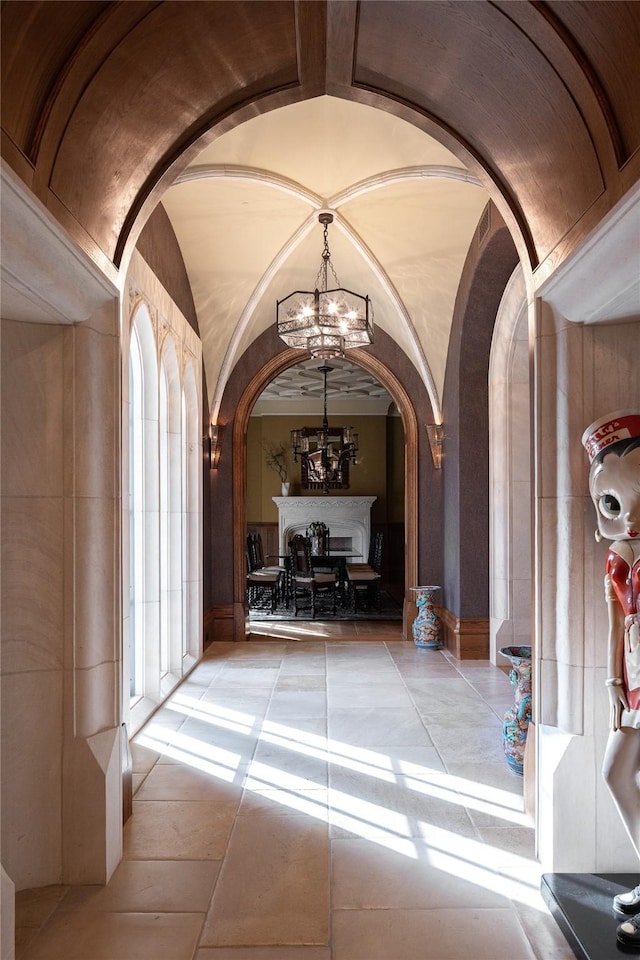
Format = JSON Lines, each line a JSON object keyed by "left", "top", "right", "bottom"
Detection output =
{"left": 410, "top": 586, "right": 443, "bottom": 649}
{"left": 499, "top": 645, "right": 532, "bottom": 775}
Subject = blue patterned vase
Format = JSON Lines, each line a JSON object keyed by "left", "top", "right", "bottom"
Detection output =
{"left": 499, "top": 645, "right": 532, "bottom": 775}
{"left": 410, "top": 586, "right": 443, "bottom": 649}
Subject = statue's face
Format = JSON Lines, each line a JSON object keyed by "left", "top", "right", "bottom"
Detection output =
{"left": 589, "top": 446, "right": 640, "bottom": 542}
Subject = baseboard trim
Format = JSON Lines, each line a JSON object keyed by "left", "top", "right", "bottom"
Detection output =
{"left": 203, "top": 604, "right": 235, "bottom": 645}
{"left": 439, "top": 608, "right": 489, "bottom": 659}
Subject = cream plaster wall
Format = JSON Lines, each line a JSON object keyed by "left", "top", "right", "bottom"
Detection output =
{"left": 1, "top": 318, "right": 66, "bottom": 887}
{"left": 1, "top": 303, "right": 122, "bottom": 892}
{"left": 535, "top": 309, "right": 640, "bottom": 872}
{"left": 1, "top": 168, "right": 122, "bottom": 953}
{"left": 489, "top": 267, "right": 532, "bottom": 664}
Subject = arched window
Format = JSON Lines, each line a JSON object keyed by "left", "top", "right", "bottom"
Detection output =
{"left": 129, "top": 326, "right": 144, "bottom": 698}
{"left": 160, "top": 335, "right": 183, "bottom": 681}
{"left": 183, "top": 361, "right": 202, "bottom": 663}
{"left": 124, "top": 299, "right": 202, "bottom": 733}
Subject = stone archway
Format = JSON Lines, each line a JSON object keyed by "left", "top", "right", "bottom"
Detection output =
{"left": 232, "top": 348, "right": 420, "bottom": 639}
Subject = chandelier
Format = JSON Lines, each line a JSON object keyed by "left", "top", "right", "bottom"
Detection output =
{"left": 291, "top": 365, "right": 358, "bottom": 493}
{"left": 276, "top": 212, "right": 373, "bottom": 360}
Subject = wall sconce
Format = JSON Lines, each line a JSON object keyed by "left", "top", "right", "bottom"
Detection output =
{"left": 204, "top": 424, "right": 223, "bottom": 469}
{"left": 426, "top": 423, "right": 443, "bottom": 469}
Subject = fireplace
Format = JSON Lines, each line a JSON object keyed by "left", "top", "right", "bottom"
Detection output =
{"left": 273, "top": 496, "right": 376, "bottom": 560}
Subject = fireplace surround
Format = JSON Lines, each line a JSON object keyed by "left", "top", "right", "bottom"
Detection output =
{"left": 273, "top": 496, "right": 376, "bottom": 560}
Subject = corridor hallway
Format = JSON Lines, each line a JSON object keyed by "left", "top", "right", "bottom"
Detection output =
{"left": 15, "top": 624, "right": 572, "bottom": 960}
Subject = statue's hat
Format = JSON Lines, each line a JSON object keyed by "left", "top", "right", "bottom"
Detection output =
{"left": 581, "top": 409, "right": 640, "bottom": 463}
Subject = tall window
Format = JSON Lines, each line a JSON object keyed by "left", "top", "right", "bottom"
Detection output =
{"left": 129, "top": 327, "right": 144, "bottom": 698}
{"left": 125, "top": 301, "right": 202, "bottom": 732}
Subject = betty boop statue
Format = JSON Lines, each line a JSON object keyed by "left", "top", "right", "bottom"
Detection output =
{"left": 583, "top": 410, "right": 640, "bottom": 950}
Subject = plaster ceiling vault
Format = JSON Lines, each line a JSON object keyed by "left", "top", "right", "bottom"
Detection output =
{"left": 161, "top": 96, "right": 488, "bottom": 421}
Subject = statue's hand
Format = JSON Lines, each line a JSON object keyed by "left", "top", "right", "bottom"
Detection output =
{"left": 608, "top": 685, "right": 629, "bottom": 731}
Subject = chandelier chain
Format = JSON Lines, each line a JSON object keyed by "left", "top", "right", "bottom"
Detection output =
{"left": 314, "top": 221, "right": 341, "bottom": 291}
{"left": 276, "top": 210, "right": 373, "bottom": 360}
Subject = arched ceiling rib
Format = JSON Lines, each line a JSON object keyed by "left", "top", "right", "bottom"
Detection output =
{"left": 170, "top": 161, "right": 475, "bottom": 419}
{"left": 164, "top": 97, "right": 487, "bottom": 418}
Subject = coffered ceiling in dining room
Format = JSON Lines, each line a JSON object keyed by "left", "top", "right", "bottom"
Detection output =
{"left": 161, "top": 96, "right": 489, "bottom": 418}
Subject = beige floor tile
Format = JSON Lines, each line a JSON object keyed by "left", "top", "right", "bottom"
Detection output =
{"left": 178, "top": 677, "right": 210, "bottom": 699}
{"left": 59, "top": 860, "right": 220, "bottom": 913}
{"left": 265, "top": 690, "right": 328, "bottom": 719}
{"left": 353, "top": 622, "right": 404, "bottom": 638}
{"left": 278, "top": 657, "right": 327, "bottom": 677}
{"left": 15, "top": 885, "right": 69, "bottom": 929}
{"left": 130, "top": 741, "right": 161, "bottom": 774}
{"left": 132, "top": 772, "right": 147, "bottom": 795}
{"left": 327, "top": 767, "right": 476, "bottom": 841}
{"left": 210, "top": 643, "right": 289, "bottom": 659}
{"left": 199, "top": 688, "right": 272, "bottom": 715}
{"left": 124, "top": 800, "right": 236, "bottom": 860}
{"left": 444, "top": 760, "right": 525, "bottom": 795}
{"left": 373, "top": 743, "right": 448, "bottom": 775}
{"left": 325, "top": 641, "right": 391, "bottom": 657}
{"left": 275, "top": 675, "right": 326, "bottom": 691}
{"left": 201, "top": 813, "right": 329, "bottom": 947}
{"left": 328, "top": 706, "right": 433, "bottom": 747}
{"left": 326, "top": 682, "right": 413, "bottom": 709}
{"left": 21, "top": 911, "right": 203, "bottom": 960}
{"left": 15, "top": 639, "right": 553, "bottom": 960}
{"left": 392, "top": 660, "right": 461, "bottom": 678}
{"left": 332, "top": 907, "right": 537, "bottom": 960}
{"left": 387, "top": 643, "right": 447, "bottom": 660}
{"left": 196, "top": 949, "right": 331, "bottom": 959}
{"left": 427, "top": 721, "right": 507, "bottom": 764}
{"left": 176, "top": 715, "right": 261, "bottom": 762}
{"left": 135, "top": 761, "right": 246, "bottom": 802}
{"left": 213, "top": 665, "right": 281, "bottom": 687}
{"left": 249, "top": 739, "right": 329, "bottom": 788}
{"left": 512, "top": 902, "right": 576, "bottom": 960}
{"left": 239, "top": 784, "right": 328, "bottom": 819}
{"left": 331, "top": 837, "right": 511, "bottom": 910}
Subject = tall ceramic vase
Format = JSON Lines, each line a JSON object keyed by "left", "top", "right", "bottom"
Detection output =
{"left": 410, "top": 586, "right": 443, "bottom": 649}
{"left": 499, "top": 645, "right": 532, "bottom": 775}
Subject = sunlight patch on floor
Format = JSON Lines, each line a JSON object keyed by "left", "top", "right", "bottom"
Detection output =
{"left": 133, "top": 686, "right": 544, "bottom": 909}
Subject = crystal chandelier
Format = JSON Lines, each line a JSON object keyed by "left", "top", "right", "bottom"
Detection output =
{"left": 291, "top": 365, "right": 358, "bottom": 493}
{"left": 276, "top": 212, "right": 373, "bottom": 360}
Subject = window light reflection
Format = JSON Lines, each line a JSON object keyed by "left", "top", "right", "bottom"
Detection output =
{"left": 133, "top": 692, "right": 543, "bottom": 909}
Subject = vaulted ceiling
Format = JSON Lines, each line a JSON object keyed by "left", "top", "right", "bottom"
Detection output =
{"left": 2, "top": 1, "right": 639, "bottom": 419}
{"left": 161, "top": 96, "right": 488, "bottom": 418}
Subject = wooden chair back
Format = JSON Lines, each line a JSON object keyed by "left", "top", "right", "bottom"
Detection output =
{"left": 289, "top": 535, "right": 313, "bottom": 578}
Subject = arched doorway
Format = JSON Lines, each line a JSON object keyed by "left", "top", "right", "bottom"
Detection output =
{"left": 246, "top": 356, "right": 406, "bottom": 618}
{"left": 231, "top": 347, "right": 421, "bottom": 639}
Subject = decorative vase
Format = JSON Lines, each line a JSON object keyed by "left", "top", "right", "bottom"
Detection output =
{"left": 498, "top": 645, "right": 532, "bottom": 775}
{"left": 281, "top": 481, "right": 290, "bottom": 496}
{"left": 310, "top": 535, "right": 325, "bottom": 556}
{"left": 410, "top": 586, "right": 442, "bottom": 649}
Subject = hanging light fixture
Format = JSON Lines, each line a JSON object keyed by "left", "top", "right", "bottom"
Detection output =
{"left": 291, "top": 365, "right": 358, "bottom": 493}
{"left": 277, "top": 212, "right": 373, "bottom": 360}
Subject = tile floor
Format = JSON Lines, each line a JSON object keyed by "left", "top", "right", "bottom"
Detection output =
{"left": 16, "top": 622, "right": 574, "bottom": 959}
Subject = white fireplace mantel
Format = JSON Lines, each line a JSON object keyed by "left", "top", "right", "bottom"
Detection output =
{"left": 273, "top": 496, "right": 376, "bottom": 560}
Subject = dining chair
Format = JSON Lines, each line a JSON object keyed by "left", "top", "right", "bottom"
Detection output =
{"left": 289, "top": 534, "right": 336, "bottom": 618}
